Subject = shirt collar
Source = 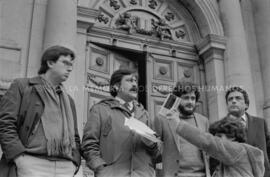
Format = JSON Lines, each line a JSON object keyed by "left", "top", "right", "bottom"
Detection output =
{"left": 242, "top": 113, "right": 247, "bottom": 122}
{"left": 115, "top": 97, "right": 134, "bottom": 111}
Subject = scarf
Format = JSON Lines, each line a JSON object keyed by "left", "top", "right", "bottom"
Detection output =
{"left": 40, "top": 77, "right": 76, "bottom": 158}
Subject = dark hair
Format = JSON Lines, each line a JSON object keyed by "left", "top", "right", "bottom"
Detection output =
{"left": 225, "top": 86, "right": 249, "bottom": 110}
{"left": 209, "top": 117, "right": 247, "bottom": 143}
{"left": 172, "top": 81, "right": 200, "bottom": 102}
{"left": 109, "top": 69, "right": 137, "bottom": 97}
{"left": 38, "top": 45, "right": 75, "bottom": 74}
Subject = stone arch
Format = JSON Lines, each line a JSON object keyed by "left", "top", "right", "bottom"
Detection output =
{"left": 179, "top": 0, "right": 224, "bottom": 37}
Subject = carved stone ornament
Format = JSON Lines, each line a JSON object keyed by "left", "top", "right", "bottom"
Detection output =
{"left": 116, "top": 12, "right": 138, "bottom": 34}
{"left": 151, "top": 18, "right": 172, "bottom": 40}
{"left": 96, "top": 57, "right": 104, "bottom": 66}
{"left": 159, "top": 66, "right": 168, "bottom": 75}
{"left": 165, "top": 12, "right": 175, "bottom": 21}
{"left": 130, "top": 0, "right": 137, "bottom": 5}
{"left": 97, "top": 14, "right": 109, "bottom": 24}
{"left": 109, "top": 0, "right": 120, "bottom": 10}
{"left": 183, "top": 69, "right": 192, "bottom": 78}
{"left": 175, "top": 29, "right": 186, "bottom": 39}
{"left": 148, "top": 0, "right": 158, "bottom": 9}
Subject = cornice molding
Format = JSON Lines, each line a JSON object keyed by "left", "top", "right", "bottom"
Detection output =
{"left": 77, "top": 6, "right": 99, "bottom": 30}
{"left": 88, "top": 26, "right": 198, "bottom": 57}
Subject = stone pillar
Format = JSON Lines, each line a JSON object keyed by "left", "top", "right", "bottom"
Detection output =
{"left": 197, "top": 34, "right": 227, "bottom": 123}
{"left": 43, "top": 0, "right": 77, "bottom": 51}
{"left": 218, "top": 0, "right": 257, "bottom": 115}
{"left": 0, "top": 1, "right": 2, "bottom": 40}
{"left": 252, "top": 0, "right": 270, "bottom": 121}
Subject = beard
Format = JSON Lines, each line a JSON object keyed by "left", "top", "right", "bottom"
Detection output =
{"left": 178, "top": 104, "right": 195, "bottom": 116}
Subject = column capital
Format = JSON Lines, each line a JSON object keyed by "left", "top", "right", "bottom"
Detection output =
{"left": 196, "top": 34, "right": 227, "bottom": 63}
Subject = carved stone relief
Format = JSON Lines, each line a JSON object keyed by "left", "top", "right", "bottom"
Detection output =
{"left": 109, "top": 0, "right": 120, "bottom": 10}
{"left": 95, "top": 0, "right": 190, "bottom": 42}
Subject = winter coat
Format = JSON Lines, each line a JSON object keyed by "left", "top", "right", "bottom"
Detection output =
{"left": 81, "top": 98, "right": 161, "bottom": 177}
{"left": 0, "top": 76, "right": 81, "bottom": 177}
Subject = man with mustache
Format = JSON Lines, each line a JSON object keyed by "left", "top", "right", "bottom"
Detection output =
{"left": 155, "top": 81, "right": 210, "bottom": 177}
{"left": 0, "top": 46, "right": 81, "bottom": 177}
{"left": 81, "top": 69, "right": 161, "bottom": 177}
{"left": 210, "top": 86, "right": 270, "bottom": 177}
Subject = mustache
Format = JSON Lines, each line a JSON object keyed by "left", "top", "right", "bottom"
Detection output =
{"left": 129, "top": 87, "right": 138, "bottom": 92}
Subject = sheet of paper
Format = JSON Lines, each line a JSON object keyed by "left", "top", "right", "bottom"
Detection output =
{"left": 124, "top": 117, "right": 160, "bottom": 143}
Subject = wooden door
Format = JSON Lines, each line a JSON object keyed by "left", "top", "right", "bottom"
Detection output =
{"left": 146, "top": 53, "right": 207, "bottom": 125}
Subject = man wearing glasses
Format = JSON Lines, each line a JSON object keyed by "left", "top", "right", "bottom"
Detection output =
{"left": 0, "top": 46, "right": 81, "bottom": 177}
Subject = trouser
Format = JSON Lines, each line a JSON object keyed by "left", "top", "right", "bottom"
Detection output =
{"left": 14, "top": 154, "right": 76, "bottom": 177}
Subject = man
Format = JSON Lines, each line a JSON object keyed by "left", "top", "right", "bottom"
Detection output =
{"left": 221, "top": 86, "right": 270, "bottom": 177}
{"left": 162, "top": 112, "right": 265, "bottom": 177}
{"left": 155, "top": 81, "right": 210, "bottom": 177}
{"left": 0, "top": 46, "right": 81, "bottom": 177}
{"left": 81, "top": 69, "right": 161, "bottom": 177}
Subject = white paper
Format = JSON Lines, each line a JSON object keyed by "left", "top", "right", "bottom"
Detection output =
{"left": 124, "top": 117, "right": 160, "bottom": 143}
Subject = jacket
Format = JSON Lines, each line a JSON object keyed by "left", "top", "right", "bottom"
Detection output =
{"left": 176, "top": 120, "right": 265, "bottom": 177}
{"left": 245, "top": 113, "right": 270, "bottom": 177}
{"left": 154, "top": 112, "right": 210, "bottom": 177}
{"left": 81, "top": 98, "right": 161, "bottom": 177}
{"left": 0, "top": 76, "right": 81, "bottom": 177}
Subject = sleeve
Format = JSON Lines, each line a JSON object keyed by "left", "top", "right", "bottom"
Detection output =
{"left": 81, "top": 104, "right": 106, "bottom": 171}
{"left": 0, "top": 79, "right": 26, "bottom": 161}
{"left": 176, "top": 121, "right": 246, "bottom": 165}
{"left": 141, "top": 113, "right": 162, "bottom": 163}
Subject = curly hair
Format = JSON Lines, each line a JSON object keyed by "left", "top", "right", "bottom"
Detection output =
{"left": 225, "top": 86, "right": 249, "bottom": 110}
{"left": 172, "top": 81, "right": 200, "bottom": 102}
{"left": 209, "top": 117, "right": 247, "bottom": 143}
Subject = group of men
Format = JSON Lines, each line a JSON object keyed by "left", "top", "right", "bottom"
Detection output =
{"left": 0, "top": 45, "right": 269, "bottom": 177}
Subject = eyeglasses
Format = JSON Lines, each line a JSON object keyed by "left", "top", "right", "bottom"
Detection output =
{"left": 58, "top": 60, "right": 74, "bottom": 68}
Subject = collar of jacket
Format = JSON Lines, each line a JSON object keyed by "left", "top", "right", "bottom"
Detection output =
{"left": 99, "top": 97, "right": 147, "bottom": 118}
{"left": 29, "top": 76, "right": 44, "bottom": 85}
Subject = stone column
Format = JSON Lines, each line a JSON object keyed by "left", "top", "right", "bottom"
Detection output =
{"left": 218, "top": 0, "right": 257, "bottom": 115}
{"left": 197, "top": 34, "right": 227, "bottom": 123}
{"left": 252, "top": 0, "right": 270, "bottom": 121}
{"left": 43, "top": 0, "right": 77, "bottom": 51}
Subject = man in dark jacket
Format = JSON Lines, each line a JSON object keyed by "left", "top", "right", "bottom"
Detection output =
{"left": 81, "top": 69, "right": 161, "bottom": 177}
{"left": 0, "top": 46, "right": 81, "bottom": 177}
{"left": 210, "top": 86, "right": 270, "bottom": 177}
